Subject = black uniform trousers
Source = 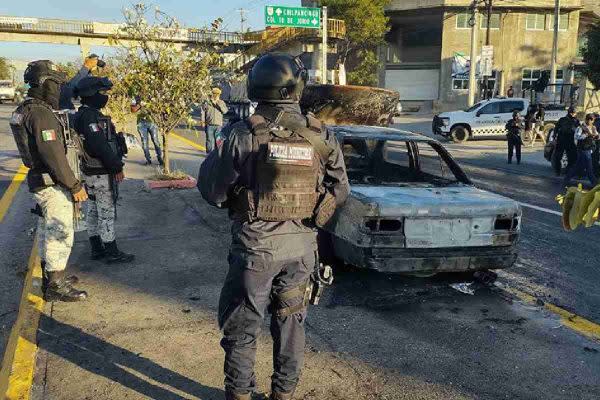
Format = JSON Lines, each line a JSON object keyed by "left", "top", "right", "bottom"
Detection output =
{"left": 552, "top": 142, "right": 577, "bottom": 175}
{"left": 507, "top": 134, "right": 522, "bottom": 164}
{"left": 218, "top": 249, "right": 314, "bottom": 395}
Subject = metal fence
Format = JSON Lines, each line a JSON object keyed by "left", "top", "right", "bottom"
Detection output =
{"left": 0, "top": 15, "right": 253, "bottom": 45}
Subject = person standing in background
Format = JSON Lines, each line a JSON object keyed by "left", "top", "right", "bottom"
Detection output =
{"left": 564, "top": 114, "right": 599, "bottom": 187}
{"left": 506, "top": 111, "right": 524, "bottom": 164}
{"left": 131, "top": 97, "right": 164, "bottom": 166}
{"left": 203, "top": 87, "right": 228, "bottom": 152}
{"left": 506, "top": 86, "right": 515, "bottom": 98}
{"left": 59, "top": 54, "right": 105, "bottom": 110}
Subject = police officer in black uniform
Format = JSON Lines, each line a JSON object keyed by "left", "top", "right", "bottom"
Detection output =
{"left": 553, "top": 106, "right": 580, "bottom": 176}
{"left": 199, "top": 53, "right": 350, "bottom": 400}
{"left": 10, "top": 60, "right": 88, "bottom": 301}
{"left": 73, "top": 77, "right": 134, "bottom": 263}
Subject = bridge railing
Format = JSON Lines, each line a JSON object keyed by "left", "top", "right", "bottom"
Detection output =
{"left": 0, "top": 15, "right": 255, "bottom": 45}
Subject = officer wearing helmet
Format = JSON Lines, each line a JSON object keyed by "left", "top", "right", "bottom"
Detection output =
{"left": 9, "top": 60, "right": 88, "bottom": 301}
{"left": 198, "top": 52, "right": 350, "bottom": 400}
{"left": 73, "top": 76, "right": 134, "bottom": 264}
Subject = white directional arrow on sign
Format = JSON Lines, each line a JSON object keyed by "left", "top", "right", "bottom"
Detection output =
{"left": 276, "top": 8, "right": 282, "bottom": 16}
{"left": 311, "top": 18, "right": 318, "bottom": 25}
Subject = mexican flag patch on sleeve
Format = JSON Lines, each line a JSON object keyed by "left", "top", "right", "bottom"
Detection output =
{"left": 41, "top": 129, "right": 57, "bottom": 141}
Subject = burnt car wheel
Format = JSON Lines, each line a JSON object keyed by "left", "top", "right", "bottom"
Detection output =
{"left": 450, "top": 125, "right": 470, "bottom": 143}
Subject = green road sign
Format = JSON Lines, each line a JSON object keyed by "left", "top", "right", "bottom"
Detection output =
{"left": 265, "top": 5, "right": 321, "bottom": 29}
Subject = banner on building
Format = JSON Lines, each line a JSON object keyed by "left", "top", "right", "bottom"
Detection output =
{"left": 451, "top": 52, "right": 480, "bottom": 80}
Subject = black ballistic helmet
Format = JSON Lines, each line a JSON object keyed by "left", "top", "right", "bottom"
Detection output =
{"left": 24, "top": 60, "right": 66, "bottom": 87}
{"left": 247, "top": 52, "right": 308, "bottom": 103}
{"left": 75, "top": 76, "right": 113, "bottom": 98}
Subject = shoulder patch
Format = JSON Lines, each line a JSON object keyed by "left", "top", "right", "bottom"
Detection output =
{"left": 41, "top": 129, "right": 57, "bottom": 141}
{"left": 10, "top": 112, "right": 24, "bottom": 126}
{"left": 89, "top": 123, "right": 101, "bottom": 133}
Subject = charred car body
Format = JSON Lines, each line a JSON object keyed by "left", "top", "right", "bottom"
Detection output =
{"left": 321, "top": 126, "right": 521, "bottom": 275}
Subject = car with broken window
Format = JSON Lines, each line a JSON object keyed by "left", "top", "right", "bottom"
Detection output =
{"left": 320, "top": 126, "right": 522, "bottom": 275}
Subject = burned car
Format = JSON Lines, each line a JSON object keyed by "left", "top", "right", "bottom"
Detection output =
{"left": 321, "top": 126, "right": 521, "bottom": 275}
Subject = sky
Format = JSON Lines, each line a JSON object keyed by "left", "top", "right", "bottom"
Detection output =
{"left": 0, "top": 0, "right": 301, "bottom": 62}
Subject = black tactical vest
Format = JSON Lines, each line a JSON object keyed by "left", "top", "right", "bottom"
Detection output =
{"left": 235, "top": 113, "right": 332, "bottom": 222}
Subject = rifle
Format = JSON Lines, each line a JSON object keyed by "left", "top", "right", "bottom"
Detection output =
{"left": 109, "top": 174, "right": 119, "bottom": 220}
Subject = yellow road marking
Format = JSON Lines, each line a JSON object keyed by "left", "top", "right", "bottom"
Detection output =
{"left": 0, "top": 165, "right": 28, "bottom": 224}
{"left": 504, "top": 287, "right": 600, "bottom": 342}
{"left": 171, "top": 132, "right": 206, "bottom": 152}
{"left": 0, "top": 240, "right": 44, "bottom": 400}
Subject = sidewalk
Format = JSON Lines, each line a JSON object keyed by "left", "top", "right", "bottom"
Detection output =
{"left": 30, "top": 139, "right": 470, "bottom": 400}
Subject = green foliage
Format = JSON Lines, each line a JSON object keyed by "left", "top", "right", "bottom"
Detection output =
{"left": 581, "top": 22, "right": 600, "bottom": 90}
{"left": 321, "top": 0, "right": 390, "bottom": 53}
{"left": 0, "top": 57, "right": 13, "bottom": 80}
{"left": 347, "top": 49, "right": 380, "bottom": 86}
{"left": 55, "top": 62, "right": 79, "bottom": 80}
{"left": 319, "top": 0, "right": 390, "bottom": 86}
{"left": 107, "top": 3, "right": 222, "bottom": 173}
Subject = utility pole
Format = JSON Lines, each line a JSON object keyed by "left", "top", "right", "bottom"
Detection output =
{"left": 322, "top": 6, "right": 328, "bottom": 84}
{"left": 468, "top": 1, "right": 479, "bottom": 107}
{"left": 483, "top": 0, "right": 492, "bottom": 99}
{"left": 238, "top": 8, "right": 247, "bottom": 33}
{"left": 550, "top": 0, "right": 560, "bottom": 86}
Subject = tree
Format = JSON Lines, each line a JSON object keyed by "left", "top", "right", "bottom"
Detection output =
{"left": 581, "top": 22, "right": 600, "bottom": 90}
{"left": 108, "top": 4, "right": 222, "bottom": 174}
{"left": 0, "top": 57, "right": 13, "bottom": 80}
{"left": 320, "top": 0, "right": 390, "bottom": 86}
{"left": 55, "top": 62, "right": 80, "bottom": 80}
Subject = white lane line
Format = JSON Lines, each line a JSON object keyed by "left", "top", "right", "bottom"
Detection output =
{"left": 518, "top": 202, "right": 562, "bottom": 216}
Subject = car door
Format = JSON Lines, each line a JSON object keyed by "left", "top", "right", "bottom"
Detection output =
{"left": 496, "top": 100, "right": 526, "bottom": 136}
{"left": 471, "top": 102, "right": 501, "bottom": 137}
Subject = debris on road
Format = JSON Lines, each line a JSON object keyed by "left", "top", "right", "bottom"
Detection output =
{"left": 450, "top": 282, "right": 475, "bottom": 295}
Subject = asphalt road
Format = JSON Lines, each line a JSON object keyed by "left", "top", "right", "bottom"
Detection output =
{"left": 1, "top": 105, "right": 599, "bottom": 399}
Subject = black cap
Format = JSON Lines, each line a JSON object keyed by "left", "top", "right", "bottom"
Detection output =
{"left": 568, "top": 106, "right": 577, "bottom": 114}
{"left": 75, "top": 76, "right": 113, "bottom": 97}
{"left": 24, "top": 60, "right": 66, "bottom": 87}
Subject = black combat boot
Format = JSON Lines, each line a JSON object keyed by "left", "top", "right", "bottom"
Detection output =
{"left": 225, "top": 391, "right": 251, "bottom": 400}
{"left": 41, "top": 261, "right": 79, "bottom": 293}
{"left": 103, "top": 241, "right": 135, "bottom": 264}
{"left": 270, "top": 391, "right": 294, "bottom": 400}
{"left": 44, "top": 271, "right": 88, "bottom": 302}
{"left": 89, "top": 235, "right": 106, "bottom": 260}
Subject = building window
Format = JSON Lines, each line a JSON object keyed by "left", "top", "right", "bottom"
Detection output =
{"left": 480, "top": 13, "right": 501, "bottom": 29}
{"left": 549, "top": 13, "right": 569, "bottom": 31}
{"left": 522, "top": 68, "right": 564, "bottom": 90}
{"left": 453, "top": 77, "right": 469, "bottom": 90}
{"left": 456, "top": 13, "right": 470, "bottom": 29}
{"left": 526, "top": 13, "right": 546, "bottom": 30}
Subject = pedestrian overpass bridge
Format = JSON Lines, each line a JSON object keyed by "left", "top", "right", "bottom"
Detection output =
{"left": 0, "top": 15, "right": 257, "bottom": 59}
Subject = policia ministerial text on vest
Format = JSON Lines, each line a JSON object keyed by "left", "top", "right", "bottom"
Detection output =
{"left": 231, "top": 112, "right": 336, "bottom": 226}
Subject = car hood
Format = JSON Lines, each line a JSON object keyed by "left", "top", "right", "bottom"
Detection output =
{"left": 349, "top": 185, "right": 520, "bottom": 217}
{"left": 437, "top": 110, "right": 469, "bottom": 119}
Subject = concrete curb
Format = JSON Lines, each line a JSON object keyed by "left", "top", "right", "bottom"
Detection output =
{"left": 145, "top": 176, "right": 197, "bottom": 190}
{"left": 0, "top": 242, "right": 43, "bottom": 400}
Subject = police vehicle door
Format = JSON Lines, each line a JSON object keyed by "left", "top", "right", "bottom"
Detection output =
{"left": 472, "top": 102, "right": 502, "bottom": 137}
{"left": 496, "top": 100, "right": 526, "bottom": 137}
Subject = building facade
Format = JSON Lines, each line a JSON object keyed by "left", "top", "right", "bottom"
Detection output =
{"left": 382, "top": 0, "right": 583, "bottom": 111}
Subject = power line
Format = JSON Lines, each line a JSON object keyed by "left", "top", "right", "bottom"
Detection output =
{"left": 238, "top": 8, "right": 247, "bottom": 33}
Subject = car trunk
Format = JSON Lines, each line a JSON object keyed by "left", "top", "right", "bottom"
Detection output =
{"left": 351, "top": 184, "right": 520, "bottom": 248}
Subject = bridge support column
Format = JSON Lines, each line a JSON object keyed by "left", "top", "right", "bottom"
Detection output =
{"left": 78, "top": 38, "right": 91, "bottom": 60}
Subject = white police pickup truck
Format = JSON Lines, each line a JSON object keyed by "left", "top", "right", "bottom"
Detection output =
{"left": 432, "top": 98, "right": 566, "bottom": 143}
{"left": 0, "top": 80, "right": 16, "bottom": 104}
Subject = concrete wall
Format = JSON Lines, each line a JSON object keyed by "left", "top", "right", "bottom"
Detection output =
{"left": 436, "top": 9, "right": 581, "bottom": 111}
